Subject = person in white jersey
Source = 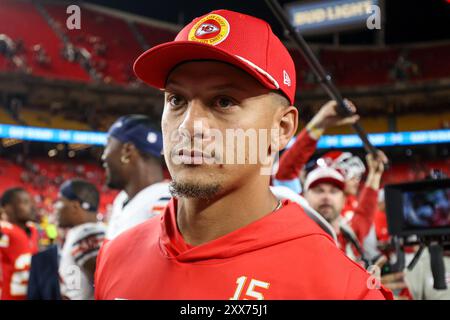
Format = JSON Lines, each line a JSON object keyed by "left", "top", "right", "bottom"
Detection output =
{"left": 102, "top": 115, "right": 171, "bottom": 240}
{"left": 55, "top": 179, "right": 106, "bottom": 300}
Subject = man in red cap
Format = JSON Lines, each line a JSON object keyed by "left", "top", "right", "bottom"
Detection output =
{"left": 303, "top": 160, "right": 384, "bottom": 265}
{"left": 95, "top": 9, "right": 392, "bottom": 300}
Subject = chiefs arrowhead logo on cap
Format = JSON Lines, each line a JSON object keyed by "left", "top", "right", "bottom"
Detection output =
{"left": 134, "top": 10, "right": 297, "bottom": 105}
{"left": 188, "top": 14, "right": 230, "bottom": 46}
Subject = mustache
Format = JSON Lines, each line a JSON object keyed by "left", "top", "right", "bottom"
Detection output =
{"left": 169, "top": 138, "right": 220, "bottom": 160}
{"left": 318, "top": 204, "right": 334, "bottom": 210}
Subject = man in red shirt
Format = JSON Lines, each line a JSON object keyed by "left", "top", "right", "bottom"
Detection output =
{"left": 303, "top": 165, "right": 380, "bottom": 263}
{"left": 275, "top": 105, "right": 387, "bottom": 262}
{"left": 319, "top": 151, "right": 368, "bottom": 221}
{"left": 95, "top": 9, "right": 392, "bottom": 300}
{"left": 0, "top": 188, "right": 38, "bottom": 300}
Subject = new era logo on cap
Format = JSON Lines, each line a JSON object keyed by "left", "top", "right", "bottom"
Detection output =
{"left": 133, "top": 9, "right": 297, "bottom": 105}
{"left": 283, "top": 70, "right": 291, "bottom": 87}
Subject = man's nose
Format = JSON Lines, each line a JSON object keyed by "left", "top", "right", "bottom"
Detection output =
{"left": 178, "top": 100, "right": 211, "bottom": 140}
{"left": 320, "top": 194, "right": 331, "bottom": 204}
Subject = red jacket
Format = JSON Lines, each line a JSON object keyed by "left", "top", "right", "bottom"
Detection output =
{"left": 95, "top": 198, "right": 392, "bottom": 300}
{"left": 346, "top": 187, "right": 378, "bottom": 243}
{"left": 374, "top": 210, "right": 390, "bottom": 243}
{"left": 276, "top": 128, "right": 317, "bottom": 181}
{"left": 0, "top": 222, "right": 39, "bottom": 300}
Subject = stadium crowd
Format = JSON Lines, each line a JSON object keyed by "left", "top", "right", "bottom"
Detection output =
{"left": 1, "top": 97, "right": 447, "bottom": 299}
{"left": 0, "top": 4, "right": 449, "bottom": 302}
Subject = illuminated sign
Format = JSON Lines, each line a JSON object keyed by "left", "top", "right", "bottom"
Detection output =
{"left": 286, "top": 0, "right": 380, "bottom": 35}
{"left": 0, "top": 124, "right": 448, "bottom": 149}
{"left": 0, "top": 124, "right": 106, "bottom": 145}
{"left": 290, "top": 129, "right": 450, "bottom": 149}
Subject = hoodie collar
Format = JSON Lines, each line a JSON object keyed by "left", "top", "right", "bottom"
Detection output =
{"left": 159, "top": 198, "right": 330, "bottom": 263}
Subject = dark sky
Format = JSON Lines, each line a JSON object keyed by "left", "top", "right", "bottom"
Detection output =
{"left": 84, "top": 0, "right": 450, "bottom": 44}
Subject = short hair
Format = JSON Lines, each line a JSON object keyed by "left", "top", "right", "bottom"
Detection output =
{"left": 1, "top": 187, "right": 27, "bottom": 207}
{"left": 270, "top": 91, "right": 290, "bottom": 107}
{"left": 69, "top": 179, "right": 100, "bottom": 213}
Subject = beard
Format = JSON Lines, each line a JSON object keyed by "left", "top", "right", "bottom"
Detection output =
{"left": 317, "top": 204, "right": 340, "bottom": 223}
{"left": 106, "top": 176, "right": 123, "bottom": 190}
{"left": 169, "top": 180, "right": 221, "bottom": 199}
{"left": 105, "top": 168, "right": 125, "bottom": 190}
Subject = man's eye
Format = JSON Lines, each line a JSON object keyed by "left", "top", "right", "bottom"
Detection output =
{"left": 215, "top": 97, "right": 236, "bottom": 109}
{"left": 168, "top": 95, "right": 186, "bottom": 107}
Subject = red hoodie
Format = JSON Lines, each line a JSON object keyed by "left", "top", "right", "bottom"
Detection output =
{"left": 95, "top": 198, "right": 392, "bottom": 300}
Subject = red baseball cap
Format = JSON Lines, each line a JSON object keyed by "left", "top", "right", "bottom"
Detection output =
{"left": 133, "top": 9, "right": 296, "bottom": 104}
{"left": 304, "top": 167, "right": 346, "bottom": 192}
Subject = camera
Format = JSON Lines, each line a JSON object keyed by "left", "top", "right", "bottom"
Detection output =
{"left": 385, "top": 178, "right": 450, "bottom": 238}
{"left": 384, "top": 178, "right": 450, "bottom": 290}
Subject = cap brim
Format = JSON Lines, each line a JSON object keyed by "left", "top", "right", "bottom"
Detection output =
{"left": 133, "top": 41, "right": 278, "bottom": 91}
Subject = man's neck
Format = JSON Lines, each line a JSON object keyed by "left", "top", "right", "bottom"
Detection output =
{"left": 176, "top": 177, "right": 279, "bottom": 246}
{"left": 73, "top": 213, "right": 98, "bottom": 227}
{"left": 8, "top": 217, "right": 28, "bottom": 231}
{"left": 124, "top": 163, "right": 163, "bottom": 200}
{"left": 345, "top": 192, "right": 357, "bottom": 198}
{"left": 331, "top": 217, "right": 341, "bottom": 235}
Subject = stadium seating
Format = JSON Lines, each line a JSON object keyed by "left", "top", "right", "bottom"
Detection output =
{"left": 2, "top": 102, "right": 448, "bottom": 133}
{"left": 408, "top": 42, "right": 450, "bottom": 81}
{"left": 0, "top": 0, "right": 448, "bottom": 88}
{"left": 382, "top": 160, "right": 450, "bottom": 185}
{"left": 320, "top": 48, "right": 399, "bottom": 86}
{"left": 135, "top": 22, "right": 177, "bottom": 48}
{"left": 0, "top": 156, "right": 117, "bottom": 216}
{"left": 325, "top": 117, "right": 390, "bottom": 135}
{"left": 44, "top": 2, "right": 143, "bottom": 84}
{"left": 0, "top": 0, "right": 448, "bottom": 136}
{"left": 0, "top": 0, "right": 90, "bottom": 81}
{"left": 19, "top": 107, "right": 91, "bottom": 130}
{"left": 0, "top": 107, "right": 18, "bottom": 124}
{"left": 322, "top": 112, "right": 450, "bottom": 135}
{"left": 396, "top": 112, "right": 450, "bottom": 132}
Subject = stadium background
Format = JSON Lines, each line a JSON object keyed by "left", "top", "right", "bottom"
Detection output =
{"left": 0, "top": 0, "right": 449, "bottom": 237}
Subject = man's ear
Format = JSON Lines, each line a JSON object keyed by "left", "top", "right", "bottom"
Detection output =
{"left": 121, "top": 142, "right": 135, "bottom": 163}
{"left": 277, "top": 105, "right": 298, "bottom": 151}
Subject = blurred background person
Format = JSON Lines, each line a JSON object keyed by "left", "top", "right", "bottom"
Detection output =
{"left": 273, "top": 100, "right": 359, "bottom": 194}
{"left": 55, "top": 179, "right": 105, "bottom": 300}
{"left": 404, "top": 246, "right": 450, "bottom": 299}
{"left": 102, "top": 115, "right": 171, "bottom": 240}
{"left": 303, "top": 150, "right": 386, "bottom": 266}
{"left": 0, "top": 187, "right": 38, "bottom": 300}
